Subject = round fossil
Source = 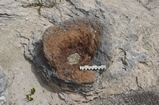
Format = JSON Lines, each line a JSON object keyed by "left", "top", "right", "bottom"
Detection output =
{"left": 67, "top": 53, "right": 81, "bottom": 65}
{"left": 42, "top": 19, "right": 102, "bottom": 84}
{"left": 25, "top": 18, "right": 112, "bottom": 93}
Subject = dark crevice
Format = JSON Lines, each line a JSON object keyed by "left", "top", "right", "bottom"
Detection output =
{"left": 65, "top": 0, "right": 89, "bottom": 16}
{"left": 136, "top": 77, "right": 142, "bottom": 89}
{"left": 137, "top": 0, "right": 153, "bottom": 11}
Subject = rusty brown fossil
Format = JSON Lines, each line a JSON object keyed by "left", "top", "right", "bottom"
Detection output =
{"left": 42, "top": 19, "right": 102, "bottom": 84}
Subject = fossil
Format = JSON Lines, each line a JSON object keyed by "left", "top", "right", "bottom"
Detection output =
{"left": 25, "top": 18, "right": 111, "bottom": 92}
{"left": 42, "top": 19, "right": 102, "bottom": 84}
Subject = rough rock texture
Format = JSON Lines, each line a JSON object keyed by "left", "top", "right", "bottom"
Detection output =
{"left": 0, "top": 0, "right": 159, "bottom": 104}
{"left": 91, "top": 90, "right": 159, "bottom": 105}
{"left": 58, "top": 92, "right": 84, "bottom": 105}
{"left": 0, "top": 67, "right": 8, "bottom": 105}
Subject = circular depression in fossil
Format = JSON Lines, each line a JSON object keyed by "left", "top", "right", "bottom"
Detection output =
{"left": 43, "top": 20, "right": 102, "bottom": 84}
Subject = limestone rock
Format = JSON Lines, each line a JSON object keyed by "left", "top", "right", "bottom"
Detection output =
{"left": 25, "top": 0, "right": 159, "bottom": 96}
{"left": 59, "top": 92, "right": 84, "bottom": 104}
{"left": 0, "top": 67, "right": 8, "bottom": 105}
{"left": 91, "top": 91, "right": 159, "bottom": 105}
{"left": 0, "top": 0, "right": 157, "bottom": 104}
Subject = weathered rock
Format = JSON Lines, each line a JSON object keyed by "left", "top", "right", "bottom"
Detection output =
{"left": 91, "top": 90, "right": 159, "bottom": 105}
{"left": 59, "top": 92, "right": 84, "bottom": 105}
{"left": 0, "top": 0, "right": 157, "bottom": 104}
{"left": 25, "top": 0, "right": 159, "bottom": 97}
{"left": 0, "top": 67, "right": 8, "bottom": 105}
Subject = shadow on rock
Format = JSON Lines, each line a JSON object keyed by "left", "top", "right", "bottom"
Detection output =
{"left": 30, "top": 60, "right": 62, "bottom": 93}
{"left": 91, "top": 90, "right": 159, "bottom": 105}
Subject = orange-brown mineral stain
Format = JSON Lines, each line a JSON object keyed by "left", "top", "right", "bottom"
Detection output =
{"left": 42, "top": 20, "right": 102, "bottom": 84}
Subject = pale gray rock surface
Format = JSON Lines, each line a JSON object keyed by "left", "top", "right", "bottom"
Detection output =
{"left": 0, "top": 0, "right": 159, "bottom": 104}
{"left": 0, "top": 67, "right": 8, "bottom": 105}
